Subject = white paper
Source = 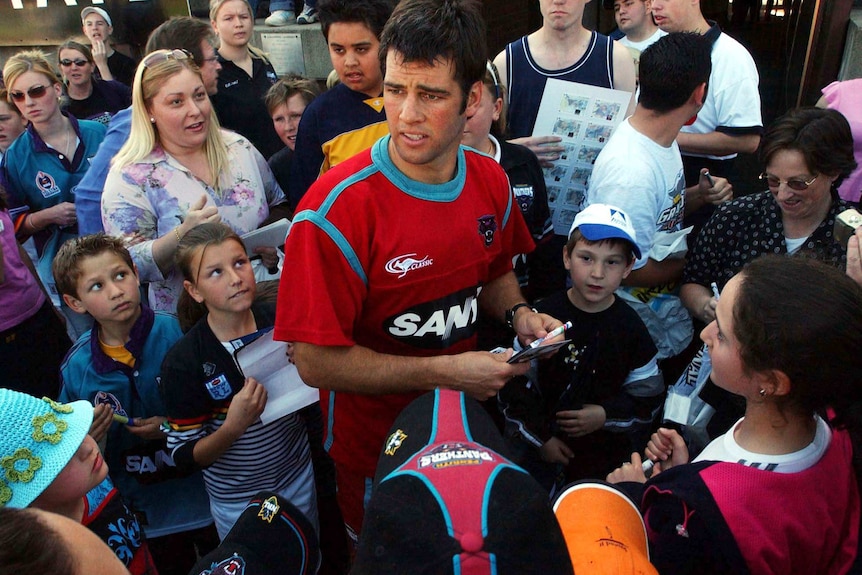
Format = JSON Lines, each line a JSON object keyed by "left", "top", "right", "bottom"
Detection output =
{"left": 532, "top": 79, "right": 633, "bottom": 235}
{"left": 235, "top": 330, "right": 319, "bottom": 425}
{"left": 649, "top": 226, "right": 693, "bottom": 261}
{"left": 241, "top": 218, "right": 291, "bottom": 256}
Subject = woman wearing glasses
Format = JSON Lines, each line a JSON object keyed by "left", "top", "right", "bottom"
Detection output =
{"left": 1, "top": 50, "right": 107, "bottom": 337}
{"left": 101, "top": 49, "right": 287, "bottom": 313}
{"left": 682, "top": 107, "right": 856, "bottom": 325}
{"left": 57, "top": 40, "right": 131, "bottom": 126}
{"left": 669, "top": 107, "right": 856, "bottom": 449}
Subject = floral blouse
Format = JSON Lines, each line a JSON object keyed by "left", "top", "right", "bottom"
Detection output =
{"left": 102, "top": 130, "right": 286, "bottom": 312}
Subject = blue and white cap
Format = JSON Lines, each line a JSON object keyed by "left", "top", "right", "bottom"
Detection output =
{"left": 569, "top": 203, "right": 641, "bottom": 259}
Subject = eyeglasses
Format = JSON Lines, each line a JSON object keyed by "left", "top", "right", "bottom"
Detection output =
{"left": 8, "top": 85, "right": 49, "bottom": 102}
{"left": 59, "top": 58, "right": 89, "bottom": 67}
{"left": 759, "top": 173, "right": 819, "bottom": 192}
{"left": 142, "top": 48, "right": 192, "bottom": 69}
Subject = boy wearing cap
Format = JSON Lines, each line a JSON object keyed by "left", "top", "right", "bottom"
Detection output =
{"left": 0, "top": 389, "right": 157, "bottom": 574}
{"left": 53, "top": 234, "right": 215, "bottom": 575}
{"left": 500, "top": 204, "right": 663, "bottom": 491}
{"left": 81, "top": 7, "right": 137, "bottom": 86}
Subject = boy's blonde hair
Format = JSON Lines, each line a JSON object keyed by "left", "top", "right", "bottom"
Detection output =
{"left": 52, "top": 234, "right": 135, "bottom": 299}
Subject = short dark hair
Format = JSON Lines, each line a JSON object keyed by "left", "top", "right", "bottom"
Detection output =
{"left": 145, "top": 16, "right": 216, "bottom": 68}
{"left": 379, "top": 0, "right": 486, "bottom": 113}
{"left": 565, "top": 228, "right": 636, "bottom": 264}
{"left": 759, "top": 107, "right": 857, "bottom": 189}
{"left": 0, "top": 508, "right": 76, "bottom": 575}
{"left": 638, "top": 32, "right": 712, "bottom": 113}
{"left": 52, "top": 234, "right": 135, "bottom": 299}
{"left": 318, "top": 0, "right": 396, "bottom": 40}
{"left": 734, "top": 255, "right": 862, "bottom": 431}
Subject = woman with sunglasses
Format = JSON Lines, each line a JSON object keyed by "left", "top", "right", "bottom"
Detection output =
{"left": 209, "top": 0, "right": 283, "bottom": 160}
{"left": 668, "top": 107, "right": 856, "bottom": 449}
{"left": 58, "top": 40, "right": 131, "bottom": 126}
{"left": 2, "top": 50, "right": 107, "bottom": 337}
{"left": 101, "top": 49, "right": 287, "bottom": 313}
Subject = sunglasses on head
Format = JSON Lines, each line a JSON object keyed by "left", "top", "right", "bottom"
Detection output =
{"left": 9, "top": 85, "right": 49, "bottom": 102}
{"left": 142, "top": 48, "right": 192, "bottom": 69}
{"left": 59, "top": 58, "right": 89, "bottom": 67}
{"left": 759, "top": 173, "right": 819, "bottom": 192}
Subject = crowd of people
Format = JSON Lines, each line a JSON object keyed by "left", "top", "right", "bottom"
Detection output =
{"left": 2, "top": 0, "right": 862, "bottom": 573}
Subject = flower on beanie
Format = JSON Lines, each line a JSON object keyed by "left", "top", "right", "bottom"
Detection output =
{"left": 32, "top": 413, "right": 68, "bottom": 444}
{"left": 0, "top": 390, "right": 93, "bottom": 508}
{"left": 2, "top": 448, "right": 43, "bottom": 482}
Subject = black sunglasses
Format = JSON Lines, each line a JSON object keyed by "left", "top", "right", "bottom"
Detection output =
{"left": 9, "top": 85, "right": 49, "bottom": 102}
{"left": 60, "top": 58, "right": 89, "bottom": 67}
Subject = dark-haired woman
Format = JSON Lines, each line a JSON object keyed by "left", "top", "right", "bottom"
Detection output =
{"left": 58, "top": 40, "right": 130, "bottom": 125}
{"left": 609, "top": 256, "right": 862, "bottom": 574}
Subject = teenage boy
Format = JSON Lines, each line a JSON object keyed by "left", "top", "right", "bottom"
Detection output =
{"left": 81, "top": 7, "right": 137, "bottom": 86}
{"left": 609, "top": 0, "right": 666, "bottom": 57}
{"left": 53, "top": 234, "right": 215, "bottom": 575}
{"left": 650, "top": 0, "right": 762, "bottom": 201}
{"left": 500, "top": 204, "right": 663, "bottom": 492}
{"left": 586, "top": 33, "right": 732, "bottom": 363}
{"left": 493, "top": 0, "right": 637, "bottom": 166}
{"left": 287, "top": 0, "right": 395, "bottom": 208}
{"left": 276, "top": 0, "right": 562, "bottom": 542}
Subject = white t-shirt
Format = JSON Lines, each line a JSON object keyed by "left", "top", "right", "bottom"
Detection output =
{"left": 588, "top": 118, "right": 685, "bottom": 270}
{"left": 620, "top": 28, "right": 667, "bottom": 52}
{"left": 587, "top": 119, "right": 691, "bottom": 358}
{"left": 680, "top": 29, "right": 762, "bottom": 161}
{"left": 695, "top": 414, "right": 831, "bottom": 473}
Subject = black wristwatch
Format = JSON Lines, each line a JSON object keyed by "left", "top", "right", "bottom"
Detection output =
{"left": 506, "top": 302, "right": 536, "bottom": 330}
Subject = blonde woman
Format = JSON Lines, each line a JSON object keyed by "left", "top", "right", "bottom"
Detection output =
{"left": 210, "top": 0, "right": 283, "bottom": 159}
{"left": 102, "top": 49, "right": 288, "bottom": 312}
{"left": 2, "top": 50, "right": 106, "bottom": 337}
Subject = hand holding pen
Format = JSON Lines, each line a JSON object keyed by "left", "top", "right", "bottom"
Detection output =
{"left": 528, "top": 321, "right": 572, "bottom": 349}
{"left": 698, "top": 169, "right": 733, "bottom": 206}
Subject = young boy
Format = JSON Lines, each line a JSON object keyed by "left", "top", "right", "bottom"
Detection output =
{"left": 53, "top": 234, "right": 215, "bottom": 575}
{"left": 287, "top": 0, "right": 395, "bottom": 208}
{"left": 0, "top": 388, "right": 157, "bottom": 574}
{"left": 499, "top": 204, "right": 664, "bottom": 492}
{"left": 81, "top": 7, "right": 137, "bottom": 86}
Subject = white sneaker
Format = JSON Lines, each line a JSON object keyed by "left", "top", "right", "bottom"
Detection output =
{"left": 265, "top": 10, "right": 294, "bottom": 26}
{"left": 296, "top": 6, "right": 319, "bottom": 24}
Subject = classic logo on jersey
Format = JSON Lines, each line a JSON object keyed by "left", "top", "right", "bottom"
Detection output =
{"left": 385, "top": 285, "right": 481, "bottom": 349}
{"left": 417, "top": 443, "right": 494, "bottom": 470}
{"left": 35, "top": 170, "right": 61, "bottom": 198}
{"left": 258, "top": 496, "right": 280, "bottom": 523}
{"left": 94, "top": 390, "right": 129, "bottom": 419}
{"left": 477, "top": 215, "right": 497, "bottom": 247}
{"left": 513, "top": 185, "right": 534, "bottom": 214}
{"left": 384, "top": 429, "right": 407, "bottom": 456}
{"left": 200, "top": 556, "right": 246, "bottom": 575}
{"left": 385, "top": 253, "right": 434, "bottom": 279}
{"left": 205, "top": 374, "right": 232, "bottom": 401}
{"left": 203, "top": 362, "right": 217, "bottom": 377}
